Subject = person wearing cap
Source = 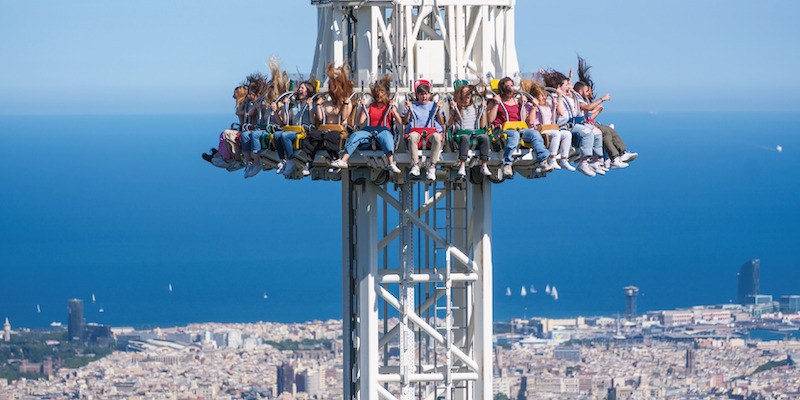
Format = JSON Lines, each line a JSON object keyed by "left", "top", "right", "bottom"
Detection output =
{"left": 402, "top": 81, "right": 445, "bottom": 181}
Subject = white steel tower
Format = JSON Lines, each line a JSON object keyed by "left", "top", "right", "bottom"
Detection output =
{"left": 311, "top": 0, "right": 521, "bottom": 90}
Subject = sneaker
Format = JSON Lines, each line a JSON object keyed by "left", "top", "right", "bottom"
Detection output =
{"left": 426, "top": 166, "right": 437, "bottom": 181}
{"left": 559, "top": 159, "right": 576, "bottom": 171}
{"left": 610, "top": 157, "right": 628, "bottom": 169}
{"left": 276, "top": 161, "right": 286, "bottom": 174}
{"left": 590, "top": 161, "right": 606, "bottom": 175}
{"left": 502, "top": 164, "right": 513, "bottom": 177}
{"left": 548, "top": 158, "right": 560, "bottom": 170}
{"left": 410, "top": 164, "right": 421, "bottom": 176}
{"left": 538, "top": 159, "right": 554, "bottom": 173}
{"left": 388, "top": 163, "right": 401, "bottom": 174}
{"left": 621, "top": 152, "right": 638, "bottom": 163}
{"left": 577, "top": 160, "right": 596, "bottom": 177}
{"left": 302, "top": 163, "right": 311, "bottom": 176}
{"left": 457, "top": 165, "right": 467, "bottom": 178}
{"left": 480, "top": 165, "right": 492, "bottom": 176}
{"left": 330, "top": 159, "right": 348, "bottom": 169}
{"left": 202, "top": 153, "right": 213, "bottom": 163}
{"left": 604, "top": 158, "right": 611, "bottom": 169}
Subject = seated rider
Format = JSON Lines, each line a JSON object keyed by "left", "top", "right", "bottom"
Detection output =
{"left": 330, "top": 74, "right": 402, "bottom": 174}
{"left": 303, "top": 63, "right": 353, "bottom": 176}
{"left": 448, "top": 81, "right": 492, "bottom": 178}
{"left": 273, "top": 78, "right": 315, "bottom": 176}
{"left": 522, "top": 79, "right": 575, "bottom": 171}
{"left": 402, "top": 81, "right": 445, "bottom": 181}
{"left": 241, "top": 73, "right": 270, "bottom": 178}
{"left": 486, "top": 77, "right": 551, "bottom": 178}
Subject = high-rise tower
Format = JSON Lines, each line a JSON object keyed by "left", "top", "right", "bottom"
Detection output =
{"left": 737, "top": 259, "right": 760, "bottom": 305}
{"left": 67, "top": 299, "right": 84, "bottom": 341}
{"left": 3, "top": 317, "right": 10, "bottom": 342}
{"left": 624, "top": 286, "right": 639, "bottom": 320}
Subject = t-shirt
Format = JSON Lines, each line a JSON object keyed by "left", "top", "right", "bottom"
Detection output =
{"left": 454, "top": 105, "right": 479, "bottom": 131}
{"left": 404, "top": 101, "right": 443, "bottom": 132}
{"left": 368, "top": 103, "right": 393, "bottom": 127}
{"left": 492, "top": 101, "right": 522, "bottom": 126}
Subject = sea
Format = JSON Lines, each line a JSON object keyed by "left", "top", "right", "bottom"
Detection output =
{"left": 0, "top": 112, "right": 798, "bottom": 330}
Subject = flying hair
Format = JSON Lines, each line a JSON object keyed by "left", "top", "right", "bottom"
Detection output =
{"left": 453, "top": 80, "right": 487, "bottom": 109}
{"left": 234, "top": 85, "right": 248, "bottom": 107}
{"left": 246, "top": 72, "right": 267, "bottom": 97}
{"left": 370, "top": 74, "right": 392, "bottom": 104}
{"left": 540, "top": 69, "right": 568, "bottom": 89}
{"left": 266, "top": 57, "right": 289, "bottom": 103}
{"left": 577, "top": 55, "right": 594, "bottom": 91}
{"left": 326, "top": 63, "right": 354, "bottom": 107}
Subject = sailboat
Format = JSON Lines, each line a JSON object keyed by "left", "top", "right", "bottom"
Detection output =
{"left": 505, "top": 287, "right": 512, "bottom": 296}
{"left": 520, "top": 286, "right": 527, "bottom": 296}
{"left": 168, "top": 283, "right": 173, "bottom": 293}
{"left": 92, "top": 293, "right": 96, "bottom": 303}
{"left": 545, "top": 284, "right": 551, "bottom": 295}
{"left": 529, "top": 284, "right": 537, "bottom": 294}
{"left": 551, "top": 286, "right": 559, "bottom": 300}
{"left": 36, "top": 304, "right": 41, "bottom": 313}
{"left": 263, "top": 292, "right": 269, "bottom": 299}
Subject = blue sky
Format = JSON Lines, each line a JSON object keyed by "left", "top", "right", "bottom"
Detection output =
{"left": 1, "top": 0, "right": 799, "bottom": 114}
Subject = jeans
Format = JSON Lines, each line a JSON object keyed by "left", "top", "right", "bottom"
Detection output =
{"left": 571, "top": 124, "right": 595, "bottom": 158}
{"left": 591, "top": 126, "right": 604, "bottom": 157}
{"left": 241, "top": 130, "right": 265, "bottom": 154}
{"left": 502, "top": 129, "right": 549, "bottom": 164}
{"left": 408, "top": 131, "right": 443, "bottom": 166}
{"left": 544, "top": 129, "right": 571, "bottom": 159}
{"left": 273, "top": 130, "right": 298, "bottom": 160}
{"left": 457, "top": 133, "right": 490, "bottom": 161}
{"left": 597, "top": 124, "right": 627, "bottom": 159}
{"left": 345, "top": 129, "right": 395, "bottom": 155}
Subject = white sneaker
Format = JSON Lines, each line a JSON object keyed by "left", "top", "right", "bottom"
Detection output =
{"left": 610, "top": 157, "right": 628, "bottom": 169}
{"left": 559, "top": 159, "right": 576, "bottom": 171}
{"left": 426, "top": 166, "right": 437, "bottom": 181}
{"left": 590, "top": 161, "right": 606, "bottom": 175}
{"left": 480, "top": 165, "right": 492, "bottom": 176}
{"left": 410, "top": 164, "right": 421, "bottom": 176}
{"left": 621, "top": 152, "right": 638, "bottom": 163}
{"left": 604, "top": 158, "right": 611, "bottom": 169}
{"left": 388, "top": 163, "right": 401, "bottom": 174}
{"left": 538, "top": 159, "right": 554, "bottom": 173}
{"left": 577, "top": 160, "right": 596, "bottom": 177}
{"left": 502, "top": 164, "right": 513, "bottom": 177}
{"left": 330, "top": 159, "right": 348, "bottom": 169}
{"left": 302, "top": 163, "right": 311, "bottom": 176}
{"left": 276, "top": 161, "right": 285, "bottom": 174}
{"left": 457, "top": 165, "right": 467, "bottom": 178}
{"left": 550, "top": 158, "right": 561, "bottom": 170}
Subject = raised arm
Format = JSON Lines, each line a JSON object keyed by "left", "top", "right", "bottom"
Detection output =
{"left": 578, "top": 93, "right": 610, "bottom": 113}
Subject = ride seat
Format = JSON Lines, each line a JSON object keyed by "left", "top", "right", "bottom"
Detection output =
{"left": 318, "top": 124, "right": 348, "bottom": 150}
{"left": 282, "top": 125, "right": 307, "bottom": 150}
{"left": 407, "top": 127, "right": 440, "bottom": 149}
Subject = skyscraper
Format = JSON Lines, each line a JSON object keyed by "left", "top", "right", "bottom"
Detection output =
{"left": 277, "top": 363, "right": 295, "bottom": 395}
{"left": 686, "top": 348, "right": 695, "bottom": 375}
{"left": 67, "top": 299, "right": 84, "bottom": 341}
{"left": 737, "top": 259, "right": 760, "bottom": 305}
{"left": 624, "top": 286, "right": 639, "bottom": 320}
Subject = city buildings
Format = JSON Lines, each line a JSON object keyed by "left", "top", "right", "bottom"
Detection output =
{"left": 624, "top": 286, "right": 639, "bottom": 320}
{"left": 67, "top": 299, "right": 84, "bottom": 341}
{"left": 737, "top": 259, "right": 760, "bottom": 305}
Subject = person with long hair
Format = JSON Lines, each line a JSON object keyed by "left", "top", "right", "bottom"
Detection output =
{"left": 573, "top": 56, "right": 637, "bottom": 168}
{"left": 521, "top": 79, "right": 575, "bottom": 171}
{"left": 234, "top": 85, "right": 248, "bottom": 126}
{"left": 486, "top": 77, "right": 551, "bottom": 178}
{"left": 541, "top": 69, "right": 599, "bottom": 177}
{"left": 402, "top": 82, "right": 445, "bottom": 181}
{"left": 330, "top": 74, "right": 402, "bottom": 173}
{"left": 301, "top": 63, "right": 354, "bottom": 176}
{"left": 241, "top": 73, "right": 270, "bottom": 178}
{"left": 448, "top": 82, "right": 492, "bottom": 178}
{"left": 273, "top": 78, "right": 317, "bottom": 176}
{"left": 202, "top": 85, "right": 248, "bottom": 170}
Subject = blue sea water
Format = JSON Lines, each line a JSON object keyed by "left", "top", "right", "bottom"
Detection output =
{"left": 0, "top": 113, "right": 798, "bottom": 329}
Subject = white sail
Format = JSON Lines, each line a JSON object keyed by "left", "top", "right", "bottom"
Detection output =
{"left": 505, "top": 287, "right": 512, "bottom": 296}
{"left": 520, "top": 286, "right": 527, "bottom": 296}
{"left": 545, "top": 284, "right": 551, "bottom": 294}
{"left": 36, "top": 304, "right": 41, "bottom": 313}
{"left": 263, "top": 292, "right": 268, "bottom": 299}
{"left": 168, "top": 283, "right": 173, "bottom": 292}
{"left": 92, "top": 293, "right": 96, "bottom": 303}
{"left": 551, "top": 286, "right": 559, "bottom": 300}
{"left": 530, "top": 284, "right": 537, "bottom": 293}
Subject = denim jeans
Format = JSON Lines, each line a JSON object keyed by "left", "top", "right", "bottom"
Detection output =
{"left": 345, "top": 129, "right": 395, "bottom": 155}
{"left": 273, "top": 130, "right": 298, "bottom": 160}
{"left": 502, "top": 129, "right": 549, "bottom": 164}
{"left": 571, "top": 124, "right": 595, "bottom": 158}
{"left": 543, "top": 129, "right": 572, "bottom": 159}
{"left": 241, "top": 130, "right": 265, "bottom": 154}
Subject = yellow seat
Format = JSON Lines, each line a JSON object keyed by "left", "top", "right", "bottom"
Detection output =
{"left": 282, "top": 125, "right": 307, "bottom": 149}
{"left": 318, "top": 124, "right": 349, "bottom": 150}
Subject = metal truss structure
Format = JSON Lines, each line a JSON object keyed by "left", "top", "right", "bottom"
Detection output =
{"left": 311, "top": 0, "right": 521, "bottom": 90}
{"left": 342, "top": 174, "right": 493, "bottom": 400}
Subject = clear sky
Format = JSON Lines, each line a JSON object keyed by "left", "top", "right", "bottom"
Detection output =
{"left": 1, "top": 0, "right": 799, "bottom": 114}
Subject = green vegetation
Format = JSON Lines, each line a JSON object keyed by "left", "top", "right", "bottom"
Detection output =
{"left": 752, "top": 358, "right": 789, "bottom": 375}
{"left": 494, "top": 393, "right": 510, "bottom": 400}
{"left": 0, "top": 330, "right": 114, "bottom": 384}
